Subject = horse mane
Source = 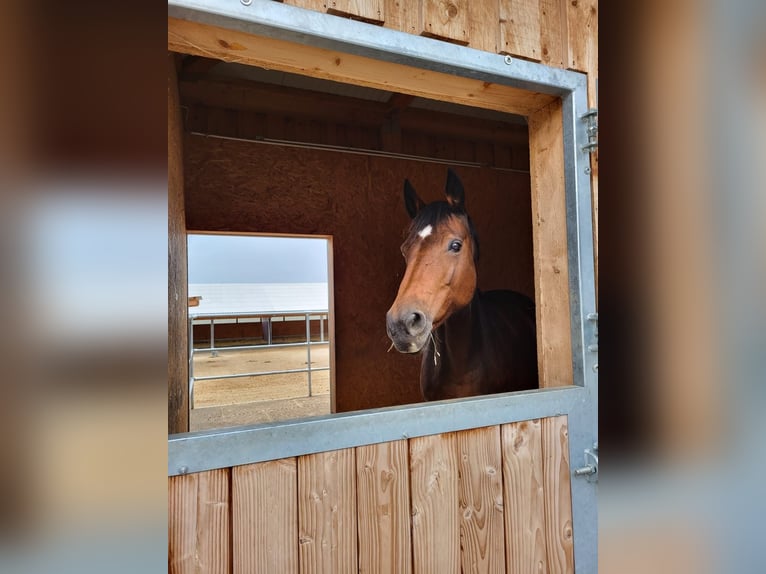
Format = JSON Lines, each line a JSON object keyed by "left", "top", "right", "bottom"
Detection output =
{"left": 404, "top": 200, "right": 481, "bottom": 262}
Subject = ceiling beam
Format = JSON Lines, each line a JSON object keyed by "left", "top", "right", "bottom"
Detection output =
{"left": 179, "top": 78, "right": 528, "bottom": 148}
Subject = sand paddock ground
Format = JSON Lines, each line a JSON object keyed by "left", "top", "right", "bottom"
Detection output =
{"left": 190, "top": 340, "right": 331, "bottom": 430}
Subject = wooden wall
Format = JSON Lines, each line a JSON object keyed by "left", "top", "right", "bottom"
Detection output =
{"left": 184, "top": 136, "right": 535, "bottom": 411}
{"left": 284, "top": 0, "right": 597, "bottom": 73}
{"left": 169, "top": 415, "right": 574, "bottom": 574}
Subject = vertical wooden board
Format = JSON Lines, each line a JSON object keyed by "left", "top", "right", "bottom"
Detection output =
{"left": 468, "top": 0, "right": 499, "bottom": 54}
{"left": 356, "top": 440, "right": 412, "bottom": 574}
{"left": 410, "top": 433, "right": 460, "bottom": 574}
{"left": 499, "top": 0, "right": 542, "bottom": 61}
{"left": 542, "top": 416, "right": 575, "bottom": 574}
{"left": 501, "top": 420, "right": 547, "bottom": 574}
{"left": 528, "top": 98, "right": 573, "bottom": 387}
{"left": 383, "top": 0, "right": 419, "bottom": 35}
{"left": 283, "top": 0, "right": 326, "bottom": 10}
{"left": 169, "top": 469, "right": 231, "bottom": 574}
{"left": 566, "top": 0, "right": 597, "bottom": 72}
{"left": 298, "top": 449, "right": 358, "bottom": 574}
{"left": 233, "top": 459, "right": 299, "bottom": 573}
{"left": 327, "top": 0, "right": 385, "bottom": 24}
{"left": 539, "top": 0, "right": 567, "bottom": 67}
{"left": 457, "top": 427, "right": 505, "bottom": 574}
{"left": 420, "top": 0, "right": 470, "bottom": 45}
{"left": 168, "top": 53, "right": 188, "bottom": 434}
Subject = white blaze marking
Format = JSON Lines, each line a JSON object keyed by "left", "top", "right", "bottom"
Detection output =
{"left": 418, "top": 225, "right": 433, "bottom": 239}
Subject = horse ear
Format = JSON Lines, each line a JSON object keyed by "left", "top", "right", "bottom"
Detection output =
{"left": 404, "top": 179, "right": 424, "bottom": 219}
{"left": 445, "top": 168, "right": 465, "bottom": 210}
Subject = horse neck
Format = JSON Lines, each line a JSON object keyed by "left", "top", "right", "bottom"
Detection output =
{"left": 428, "top": 291, "right": 484, "bottom": 370}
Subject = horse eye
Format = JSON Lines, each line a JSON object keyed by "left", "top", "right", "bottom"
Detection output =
{"left": 449, "top": 240, "right": 462, "bottom": 253}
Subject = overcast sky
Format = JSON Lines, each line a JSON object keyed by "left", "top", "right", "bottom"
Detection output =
{"left": 188, "top": 234, "right": 329, "bottom": 284}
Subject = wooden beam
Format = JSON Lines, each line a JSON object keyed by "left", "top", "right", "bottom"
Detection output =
{"left": 528, "top": 98, "right": 573, "bottom": 387}
{"left": 179, "top": 78, "right": 529, "bottom": 148}
{"left": 168, "top": 17, "right": 554, "bottom": 117}
{"left": 384, "top": 92, "right": 416, "bottom": 114}
{"left": 168, "top": 52, "right": 188, "bottom": 434}
{"left": 180, "top": 55, "right": 222, "bottom": 79}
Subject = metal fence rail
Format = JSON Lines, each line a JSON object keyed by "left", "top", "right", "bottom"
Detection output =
{"left": 189, "top": 310, "right": 330, "bottom": 408}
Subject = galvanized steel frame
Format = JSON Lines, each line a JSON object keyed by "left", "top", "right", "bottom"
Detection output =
{"left": 168, "top": 2, "right": 597, "bottom": 570}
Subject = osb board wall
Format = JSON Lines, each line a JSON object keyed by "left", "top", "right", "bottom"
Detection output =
{"left": 168, "top": 416, "right": 574, "bottom": 574}
{"left": 184, "top": 135, "right": 534, "bottom": 411}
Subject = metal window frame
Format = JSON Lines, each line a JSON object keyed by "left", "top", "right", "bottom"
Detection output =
{"left": 168, "top": 2, "right": 597, "bottom": 570}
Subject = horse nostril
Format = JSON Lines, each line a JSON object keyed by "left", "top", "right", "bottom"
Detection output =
{"left": 405, "top": 311, "right": 424, "bottom": 335}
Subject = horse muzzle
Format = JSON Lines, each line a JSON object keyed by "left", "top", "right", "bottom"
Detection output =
{"left": 386, "top": 307, "right": 433, "bottom": 353}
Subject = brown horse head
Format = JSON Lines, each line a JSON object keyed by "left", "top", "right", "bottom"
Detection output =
{"left": 386, "top": 169, "right": 479, "bottom": 353}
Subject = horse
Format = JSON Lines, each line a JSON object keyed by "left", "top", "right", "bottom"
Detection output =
{"left": 385, "top": 169, "right": 538, "bottom": 400}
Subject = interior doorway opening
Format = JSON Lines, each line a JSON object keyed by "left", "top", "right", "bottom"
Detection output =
{"left": 187, "top": 233, "right": 333, "bottom": 430}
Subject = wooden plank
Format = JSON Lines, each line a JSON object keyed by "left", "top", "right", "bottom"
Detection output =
{"left": 168, "top": 52, "right": 188, "bottom": 434}
{"left": 501, "top": 420, "right": 547, "bottom": 574}
{"left": 168, "top": 469, "right": 231, "bottom": 574}
{"left": 383, "top": 0, "right": 418, "bottom": 35}
{"left": 284, "top": 0, "right": 325, "bottom": 10}
{"left": 167, "top": 18, "right": 555, "bottom": 117}
{"left": 528, "top": 98, "right": 573, "bottom": 387}
{"left": 539, "top": 0, "right": 567, "bottom": 67}
{"left": 410, "top": 433, "right": 460, "bottom": 574}
{"left": 500, "top": 0, "right": 542, "bottom": 61}
{"left": 468, "top": 0, "right": 499, "bottom": 53}
{"left": 356, "top": 440, "right": 412, "bottom": 574}
{"left": 233, "top": 459, "right": 299, "bottom": 573}
{"left": 457, "top": 426, "right": 505, "bottom": 574}
{"left": 297, "top": 449, "right": 358, "bottom": 574}
{"left": 420, "top": 0, "right": 470, "bottom": 45}
{"left": 327, "top": 0, "right": 385, "bottom": 24}
{"left": 566, "top": 0, "right": 597, "bottom": 72}
{"left": 541, "top": 416, "right": 574, "bottom": 573}
{"left": 168, "top": 18, "right": 555, "bottom": 116}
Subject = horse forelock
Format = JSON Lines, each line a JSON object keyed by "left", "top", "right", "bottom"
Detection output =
{"left": 404, "top": 201, "right": 480, "bottom": 261}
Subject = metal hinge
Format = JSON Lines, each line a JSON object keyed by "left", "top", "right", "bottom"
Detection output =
{"left": 587, "top": 312, "right": 598, "bottom": 372}
{"left": 581, "top": 108, "right": 598, "bottom": 153}
{"left": 574, "top": 442, "right": 598, "bottom": 482}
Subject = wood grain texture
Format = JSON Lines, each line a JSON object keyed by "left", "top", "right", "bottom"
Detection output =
{"left": 327, "top": 0, "right": 385, "bottom": 24}
{"left": 539, "top": 0, "right": 568, "bottom": 67}
{"left": 566, "top": 0, "right": 597, "bottom": 72}
{"left": 356, "top": 440, "right": 412, "bottom": 574}
{"left": 383, "top": 0, "right": 419, "bottom": 35}
{"left": 233, "top": 460, "right": 299, "bottom": 573}
{"left": 468, "top": 0, "right": 499, "bottom": 53}
{"left": 500, "top": 0, "right": 541, "bottom": 61}
{"left": 168, "top": 52, "right": 188, "bottom": 434}
{"left": 528, "top": 98, "right": 573, "bottom": 387}
{"left": 457, "top": 426, "right": 505, "bottom": 574}
{"left": 298, "top": 449, "right": 358, "bottom": 574}
{"left": 168, "top": 469, "right": 231, "bottom": 574}
{"left": 501, "top": 420, "right": 547, "bottom": 574}
{"left": 542, "top": 416, "right": 574, "bottom": 574}
{"left": 410, "top": 433, "right": 460, "bottom": 574}
{"left": 168, "top": 17, "right": 554, "bottom": 116}
{"left": 420, "top": 0, "right": 469, "bottom": 45}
